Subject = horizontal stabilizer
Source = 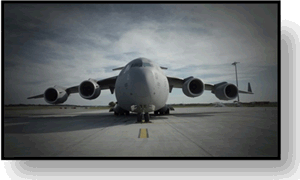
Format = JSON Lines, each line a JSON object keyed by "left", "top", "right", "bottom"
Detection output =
{"left": 112, "top": 67, "right": 124, "bottom": 71}
{"left": 160, "top": 66, "right": 168, "bottom": 70}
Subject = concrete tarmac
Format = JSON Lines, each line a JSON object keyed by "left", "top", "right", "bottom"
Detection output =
{"left": 3, "top": 107, "right": 278, "bottom": 157}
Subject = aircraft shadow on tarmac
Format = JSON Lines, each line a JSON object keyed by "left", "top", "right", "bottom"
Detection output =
{"left": 169, "top": 111, "right": 229, "bottom": 118}
{"left": 4, "top": 112, "right": 227, "bottom": 134}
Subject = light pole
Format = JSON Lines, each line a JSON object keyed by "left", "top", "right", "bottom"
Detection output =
{"left": 232, "top": 62, "right": 240, "bottom": 103}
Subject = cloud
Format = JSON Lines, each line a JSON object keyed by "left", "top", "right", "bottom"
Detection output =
{"left": 3, "top": 4, "right": 278, "bottom": 105}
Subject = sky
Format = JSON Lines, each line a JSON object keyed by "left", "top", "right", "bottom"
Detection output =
{"left": 3, "top": 3, "right": 278, "bottom": 105}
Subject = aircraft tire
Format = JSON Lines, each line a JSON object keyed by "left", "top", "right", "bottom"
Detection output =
{"left": 144, "top": 113, "right": 150, "bottom": 122}
{"left": 166, "top": 109, "right": 170, "bottom": 115}
{"left": 136, "top": 113, "right": 142, "bottom": 122}
{"left": 154, "top": 111, "right": 158, "bottom": 115}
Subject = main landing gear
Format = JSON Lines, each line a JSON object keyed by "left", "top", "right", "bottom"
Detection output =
{"left": 144, "top": 113, "right": 150, "bottom": 123}
{"left": 136, "top": 113, "right": 142, "bottom": 122}
{"left": 154, "top": 108, "right": 170, "bottom": 115}
{"left": 136, "top": 112, "right": 151, "bottom": 123}
{"left": 114, "top": 111, "right": 130, "bottom": 116}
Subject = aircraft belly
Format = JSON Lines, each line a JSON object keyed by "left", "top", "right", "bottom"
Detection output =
{"left": 116, "top": 89, "right": 167, "bottom": 112}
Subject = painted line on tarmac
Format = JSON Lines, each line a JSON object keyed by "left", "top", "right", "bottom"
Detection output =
{"left": 138, "top": 128, "right": 149, "bottom": 138}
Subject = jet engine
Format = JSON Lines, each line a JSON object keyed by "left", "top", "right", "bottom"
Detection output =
{"left": 44, "top": 86, "right": 68, "bottom": 104}
{"left": 182, "top": 77, "right": 205, "bottom": 97}
{"left": 213, "top": 82, "right": 238, "bottom": 100}
{"left": 79, "top": 79, "right": 101, "bottom": 100}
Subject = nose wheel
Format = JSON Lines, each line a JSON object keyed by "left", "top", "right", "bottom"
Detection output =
{"left": 136, "top": 112, "right": 151, "bottom": 123}
{"left": 144, "top": 113, "right": 151, "bottom": 123}
{"left": 136, "top": 113, "right": 142, "bottom": 123}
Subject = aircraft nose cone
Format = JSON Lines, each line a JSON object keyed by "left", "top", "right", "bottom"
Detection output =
{"left": 131, "top": 68, "right": 154, "bottom": 98}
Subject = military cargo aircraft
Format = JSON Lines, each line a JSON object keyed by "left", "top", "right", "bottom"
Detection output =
{"left": 28, "top": 57, "right": 253, "bottom": 122}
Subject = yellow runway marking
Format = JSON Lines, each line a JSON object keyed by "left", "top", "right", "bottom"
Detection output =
{"left": 139, "top": 128, "right": 148, "bottom": 138}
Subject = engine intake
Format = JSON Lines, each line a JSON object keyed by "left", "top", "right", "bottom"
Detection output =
{"left": 44, "top": 86, "right": 68, "bottom": 104}
{"left": 79, "top": 79, "right": 101, "bottom": 100}
{"left": 214, "top": 83, "right": 238, "bottom": 100}
{"left": 182, "top": 77, "right": 205, "bottom": 97}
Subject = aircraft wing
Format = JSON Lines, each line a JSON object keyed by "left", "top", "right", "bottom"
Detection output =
{"left": 204, "top": 82, "right": 253, "bottom": 94}
{"left": 27, "top": 76, "right": 118, "bottom": 99}
{"left": 96, "top": 76, "right": 118, "bottom": 94}
{"left": 167, "top": 76, "right": 184, "bottom": 89}
{"left": 64, "top": 75, "right": 118, "bottom": 93}
{"left": 167, "top": 76, "right": 214, "bottom": 93}
{"left": 167, "top": 76, "right": 252, "bottom": 94}
{"left": 27, "top": 94, "right": 44, "bottom": 99}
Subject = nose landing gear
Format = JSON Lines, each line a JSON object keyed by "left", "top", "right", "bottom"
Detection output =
{"left": 136, "top": 112, "right": 151, "bottom": 123}
{"left": 144, "top": 113, "right": 151, "bottom": 123}
{"left": 136, "top": 113, "right": 143, "bottom": 123}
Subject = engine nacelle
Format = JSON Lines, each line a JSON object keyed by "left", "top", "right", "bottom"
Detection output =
{"left": 182, "top": 77, "right": 205, "bottom": 97}
{"left": 44, "top": 86, "right": 68, "bottom": 104}
{"left": 79, "top": 79, "right": 101, "bottom": 100}
{"left": 214, "top": 83, "right": 238, "bottom": 100}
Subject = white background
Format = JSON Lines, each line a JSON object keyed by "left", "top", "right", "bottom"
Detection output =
{"left": 281, "top": 0, "right": 300, "bottom": 23}
{"left": 0, "top": 0, "right": 300, "bottom": 180}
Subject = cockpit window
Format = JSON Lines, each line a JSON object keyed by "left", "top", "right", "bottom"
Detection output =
{"left": 143, "top": 62, "right": 153, "bottom": 67}
{"left": 131, "top": 60, "right": 143, "bottom": 67}
{"left": 123, "top": 64, "right": 130, "bottom": 73}
{"left": 130, "top": 60, "right": 153, "bottom": 68}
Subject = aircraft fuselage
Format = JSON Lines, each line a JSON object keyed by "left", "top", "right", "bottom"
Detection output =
{"left": 115, "top": 58, "right": 169, "bottom": 113}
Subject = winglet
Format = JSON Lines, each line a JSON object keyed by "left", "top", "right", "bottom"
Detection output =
{"left": 248, "top": 82, "right": 252, "bottom": 93}
{"left": 238, "top": 82, "right": 253, "bottom": 94}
